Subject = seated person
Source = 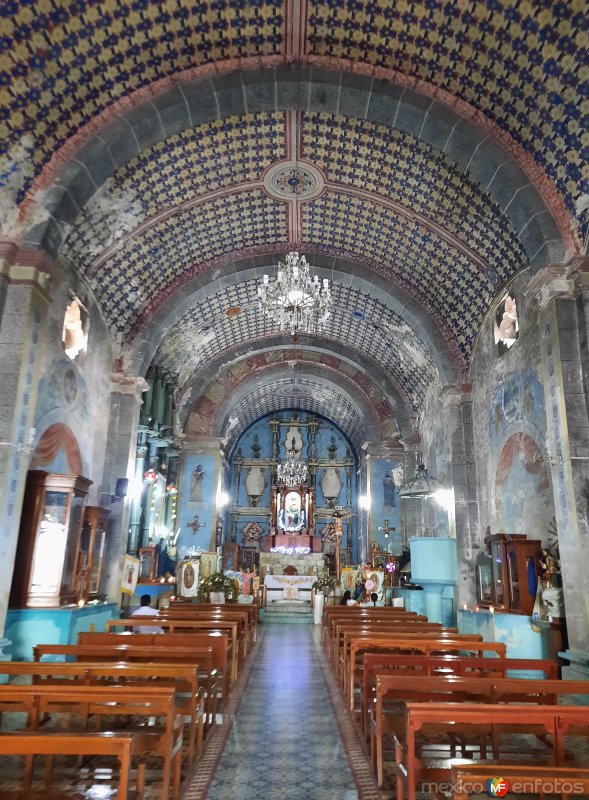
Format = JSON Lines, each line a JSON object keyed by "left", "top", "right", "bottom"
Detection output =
{"left": 130, "top": 594, "right": 164, "bottom": 634}
{"left": 339, "top": 590, "right": 357, "bottom": 606}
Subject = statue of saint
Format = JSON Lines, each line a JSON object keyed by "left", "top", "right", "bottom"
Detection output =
{"left": 278, "top": 492, "right": 305, "bottom": 532}
{"left": 383, "top": 470, "right": 396, "bottom": 508}
{"left": 190, "top": 465, "right": 204, "bottom": 502}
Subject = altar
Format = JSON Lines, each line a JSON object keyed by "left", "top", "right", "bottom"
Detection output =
{"left": 261, "top": 534, "right": 322, "bottom": 553}
{"left": 264, "top": 574, "right": 316, "bottom": 603}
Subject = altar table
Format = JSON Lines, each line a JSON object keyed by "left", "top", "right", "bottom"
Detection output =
{"left": 263, "top": 574, "right": 316, "bottom": 602}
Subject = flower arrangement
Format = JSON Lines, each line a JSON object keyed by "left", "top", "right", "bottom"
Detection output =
{"left": 312, "top": 575, "right": 337, "bottom": 594}
{"left": 197, "top": 572, "right": 239, "bottom": 603}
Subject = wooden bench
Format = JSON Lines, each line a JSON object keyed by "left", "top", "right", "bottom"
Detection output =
{"left": 0, "top": 732, "right": 133, "bottom": 799}
{"left": 0, "top": 684, "right": 183, "bottom": 800}
{"left": 33, "top": 643, "right": 220, "bottom": 726}
{"left": 372, "top": 674, "right": 589, "bottom": 787}
{"left": 102, "top": 621, "right": 240, "bottom": 684}
{"left": 361, "top": 654, "right": 558, "bottom": 737}
{"left": 78, "top": 630, "right": 230, "bottom": 697}
{"left": 157, "top": 608, "right": 251, "bottom": 656}
{"left": 163, "top": 603, "right": 258, "bottom": 646}
{"left": 322, "top": 607, "right": 423, "bottom": 647}
{"left": 345, "top": 634, "right": 503, "bottom": 709}
{"left": 451, "top": 764, "right": 589, "bottom": 798}
{"left": 334, "top": 622, "right": 455, "bottom": 681}
{"left": 0, "top": 660, "right": 205, "bottom": 764}
{"left": 395, "top": 703, "right": 589, "bottom": 800}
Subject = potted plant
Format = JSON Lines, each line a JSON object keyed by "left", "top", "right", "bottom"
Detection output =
{"left": 197, "top": 572, "right": 239, "bottom": 603}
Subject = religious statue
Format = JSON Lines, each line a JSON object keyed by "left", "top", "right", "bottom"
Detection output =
{"left": 190, "top": 465, "right": 204, "bottom": 502}
{"left": 383, "top": 470, "right": 396, "bottom": 508}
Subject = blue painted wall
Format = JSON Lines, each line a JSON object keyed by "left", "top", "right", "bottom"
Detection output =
{"left": 177, "top": 453, "right": 219, "bottom": 557}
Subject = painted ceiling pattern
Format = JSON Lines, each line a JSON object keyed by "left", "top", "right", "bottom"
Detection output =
{"left": 217, "top": 377, "right": 367, "bottom": 453}
{"left": 1, "top": 0, "right": 585, "bottom": 239}
{"left": 306, "top": 0, "right": 588, "bottom": 240}
{"left": 61, "top": 112, "right": 287, "bottom": 268}
{"left": 302, "top": 192, "right": 496, "bottom": 359}
{"left": 155, "top": 279, "right": 437, "bottom": 405}
{"left": 91, "top": 190, "right": 288, "bottom": 336}
{"left": 187, "top": 349, "right": 399, "bottom": 439}
{"left": 301, "top": 112, "right": 528, "bottom": 279}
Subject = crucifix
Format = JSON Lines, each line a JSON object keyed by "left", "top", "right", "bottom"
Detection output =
{"left": 378, "top": 519, "right": 396, "bottom": 539}
{"left": 187, "top": 514, "right": 206, "bottom": 535}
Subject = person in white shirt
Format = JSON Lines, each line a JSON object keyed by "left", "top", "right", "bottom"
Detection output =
{"left": 130, "top": 594, "right": 164, "bottom": 634}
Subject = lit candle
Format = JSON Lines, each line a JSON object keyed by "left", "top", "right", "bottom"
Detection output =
{"left": 463, "top": 603, "right": 467, "bottom": 610}
{"left": 489, "top": 605, "right": 495, "bottom": 614}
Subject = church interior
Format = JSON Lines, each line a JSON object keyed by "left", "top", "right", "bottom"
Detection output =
{"left": 1, "top": 0, "right": 588, "bottom": 797}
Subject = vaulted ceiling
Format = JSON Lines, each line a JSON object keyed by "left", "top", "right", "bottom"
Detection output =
{"left": 3, "top": 0, "right": 585, "bottom": 453}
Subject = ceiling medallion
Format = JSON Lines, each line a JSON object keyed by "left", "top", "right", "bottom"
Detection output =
{"left": 263, "top": 160, "right": 325, "bottom": 201}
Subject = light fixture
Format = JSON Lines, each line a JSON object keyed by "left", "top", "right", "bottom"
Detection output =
{"left": 277, "top": 437, "right": 308, "bottom": 488}
{"left": 399, "top": 462, "right": 448, "bottom": 499}
{"left": 258, "top": 251, "right": 332, "bottom": 338}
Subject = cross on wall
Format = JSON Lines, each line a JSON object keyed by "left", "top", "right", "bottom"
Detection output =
{"left": 187, "top": 514, "right": 206, "bottom": 534}
{"left": 378, "top": 519, "right": 396, "bottom": 538}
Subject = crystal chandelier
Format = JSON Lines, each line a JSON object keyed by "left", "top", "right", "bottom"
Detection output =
{"left": 277, "top": 438, "right": 308, "bottom": 487}
{"left": 258, "top": 252, "right": 332, "bottom": 337}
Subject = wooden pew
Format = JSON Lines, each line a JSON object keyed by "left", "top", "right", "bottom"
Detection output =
{"left": 0, "top": 684, "right": 183, "bottom": 800}
{"left": 102, "top": 621, "right": 240, "bottom": 683}
{"left": 345, "top": 633, "right": 502, "bottom": 709}
{"left": 360, "top": 653, "right": 558, "bottom": 736}
{"left": 451, "top": 764, "right": 589, "bottom": 798}
{"left": 157, "top": 608, "right": 251, "bottom": 656}
{"left": 0, "top": 660, "right": 205, "bottom": 764}
{"left": 0, "top": 732, "right": 133, "bottom": 799}
{"left": 33, "top": 642, "right": 220, "bottom": 724}
{"left": 322, "top": 607, "right": 423, "bottom": 647}
{"left": 395, "top": 703, "right": 589, "bottom": 800}
{"left": 334, "top": 621, "right": 455, "bottom": 679}
{"left": 164, "top": 603, "right": 258, "bottom": 646}
{"left": 78, "top": 630, "right": 230, "bottom": 696}
{"left": 372, "top": 674, "right": 589, "bottom": 787}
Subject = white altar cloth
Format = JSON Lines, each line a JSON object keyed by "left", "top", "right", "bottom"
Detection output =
{"left": 264, "top": 575, "right": 315, "bottom": 590}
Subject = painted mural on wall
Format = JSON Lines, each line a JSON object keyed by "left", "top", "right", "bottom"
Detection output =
{"left": 177, "top": 453, "right": 218, "bottom": 557}
{"left": 371, "top": 459, "right": 404, "bottom": 554}
{"left": 495, "top": 432, "right": 554, "bottom": 539}
{"left": 488, "top": 370, "right": 546, "bottom": 450}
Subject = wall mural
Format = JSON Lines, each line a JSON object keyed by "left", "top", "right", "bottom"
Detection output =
{"left": 495, "top": 432, "right": 554, "bottom": 540}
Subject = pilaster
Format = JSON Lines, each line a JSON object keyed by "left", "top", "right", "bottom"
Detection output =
{"left": 0, "top": 243, "right": 53, "bottom": 641}
{"left": 529, "top": 258, "right": 589, "bottom": 678}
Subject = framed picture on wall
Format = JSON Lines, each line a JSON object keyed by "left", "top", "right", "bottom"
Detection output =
{"left": 199, "top": 551, "right": 218, "bottom": 580}
{"left": 179, "top": 559, "right": 199, "bottom": 597}
{"left": 121, "top": 554, "right": 140, "bottom": 595}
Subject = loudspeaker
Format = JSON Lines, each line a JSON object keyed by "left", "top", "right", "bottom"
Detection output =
{"left": 114, "top": 478, "right": 129, "bottom": 498}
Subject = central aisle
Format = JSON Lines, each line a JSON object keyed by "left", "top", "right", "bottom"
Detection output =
{"left": 206, "top": 624, "right": 360, "bottom": 800}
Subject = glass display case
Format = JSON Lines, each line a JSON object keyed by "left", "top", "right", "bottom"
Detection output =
{"left": 9, "top": 470, "right": 92, "bottom": 608}
{"left": 488, "top": 534, "right": 542, "bottom": 615}
{"left": 475, "top": 552, "right": 493, "bottom": 606}
{"left": 79, "top": 506, "right": 109, "bottom": 600}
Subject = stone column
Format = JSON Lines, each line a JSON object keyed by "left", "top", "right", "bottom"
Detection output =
{"left": 439, "top": 385, "right": 480, "bottom": 609}
{"left": 0, "top": 244, "right": 52, "bottom": 658}
{"left": 528, "top": 259, "right": 589, "bottom": 679}
{"left": 99, "top": 374, "right": 148, "bottom": 603}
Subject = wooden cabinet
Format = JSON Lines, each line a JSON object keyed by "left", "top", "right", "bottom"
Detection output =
{"left": 78, "top": 506, "right": 109, "bottom": 601}
{"left": 9, "top": 470, "right": 92, "bottom": 608}
{"left": 485, "top": 534, "right": 542, "bottom": 615}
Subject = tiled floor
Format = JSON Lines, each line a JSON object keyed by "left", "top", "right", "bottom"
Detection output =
{"left": 199, "top": 624, "right": 373, "bottom": 800}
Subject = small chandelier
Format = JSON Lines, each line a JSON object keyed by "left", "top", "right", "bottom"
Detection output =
{"left": 399, "top": 463, "right": 447, "bottom": 499}
{"left": 277, "top": 438, "right": 308, "bottom": 487}
{"left": 258, "top": 252, "right": 332, "bottom": 337}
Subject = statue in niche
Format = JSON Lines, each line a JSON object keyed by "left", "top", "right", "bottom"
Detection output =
{"left": 190, "top": 465, "right": 204, "bottom": 502}
{"left": 383, "top": 470, "right": 396, "bottom": 508}
{"left": 278, "top": 491, "right": 306, "bottom": 533}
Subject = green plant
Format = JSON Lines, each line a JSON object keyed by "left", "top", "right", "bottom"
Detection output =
{"left": 312, "top": 575, "right": 337, "bottom": 594}
{"left": 197, "top": 572, "right": 239, "bottom": 602}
